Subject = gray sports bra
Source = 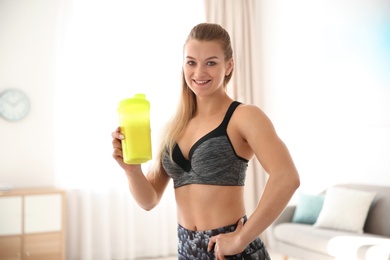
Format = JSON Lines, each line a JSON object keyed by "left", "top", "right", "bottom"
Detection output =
{"left": 162, "top": 101, "right": 249, "bottom": 189}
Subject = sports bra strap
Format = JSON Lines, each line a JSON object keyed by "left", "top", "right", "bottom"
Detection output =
{"left": 220, "top": 101, "right": 241, "bottom": 130}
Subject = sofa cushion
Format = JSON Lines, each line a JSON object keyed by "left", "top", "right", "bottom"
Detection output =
{"left": 314, "top": 187, "right": 376, "bottom": 233}
{"left": 274, "top": 223, "right": 390, "bottom": 257}
{"left": 274, "top": 223, "right": 338, "bottom": 255}
{"left": 334, "top": 183, "right": 390, "bottom": 237}
{"left": 292, "top": 193, "right": 324, "bottom": 224}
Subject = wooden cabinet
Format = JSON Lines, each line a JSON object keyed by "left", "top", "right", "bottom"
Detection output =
{"left": 0, "top": 188, "right": 65, "bottom": 260}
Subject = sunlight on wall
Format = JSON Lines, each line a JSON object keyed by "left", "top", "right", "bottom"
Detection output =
{"left": 54, "top": 0, "right": 204, "bottom": 189}
{"left": 262, "top": 0, "right": 390, "bottom": 193}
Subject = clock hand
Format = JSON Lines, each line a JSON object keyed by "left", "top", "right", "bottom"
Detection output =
{"left": 3, "top": 99, "right": 21, "bottom": 106}
{"left": 12, "top": 99, "right": 24, "bottom": 106}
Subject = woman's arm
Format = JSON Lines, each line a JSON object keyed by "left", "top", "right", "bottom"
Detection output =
{"left": 208, "top": 105, "right": 300, "bottom": 258}
{"left": 236, "top": 105, "right": 300, "bottom": 247}
{"left": 112, "top": 127, "right": 171, "bottom": 211}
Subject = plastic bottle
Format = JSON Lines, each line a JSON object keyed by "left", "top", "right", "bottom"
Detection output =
{"left": 117, "top": 94, "right": 152, "bottom": 164}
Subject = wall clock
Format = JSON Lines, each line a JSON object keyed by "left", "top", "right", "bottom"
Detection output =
{"left": 0, "top": 88, "right": 31, "bottom": 122}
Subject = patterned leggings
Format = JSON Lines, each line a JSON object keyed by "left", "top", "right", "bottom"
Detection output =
{"left": 177, "top": 216, "right": 271, "bottom": 260}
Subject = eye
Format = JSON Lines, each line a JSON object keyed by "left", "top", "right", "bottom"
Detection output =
{"left": 207, "top": 61, "right": 216, "bottom": 66}
{"left": 187, "top": 60, "right": 196, "bottom": 66}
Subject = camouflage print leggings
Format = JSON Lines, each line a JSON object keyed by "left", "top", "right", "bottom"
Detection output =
{"left": 177, "top": 216, "right": 271, "bottom": 260}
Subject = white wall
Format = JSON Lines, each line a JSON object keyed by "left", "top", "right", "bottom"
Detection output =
{"left": 0, "top": 0, "right": 204, "bottom": 190}
{"left": 1, "top": 0, "right": 390, "bottom": 195}
{"left": 0, "top": 0, "right": 59, "bottom": 188}
{"left": 260, "top": 0, "right": 390, "bottom": 193}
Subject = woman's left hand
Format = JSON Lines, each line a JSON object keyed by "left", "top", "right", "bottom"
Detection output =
{"left": 207, "top": 218, "right": 245, "bottom": 260}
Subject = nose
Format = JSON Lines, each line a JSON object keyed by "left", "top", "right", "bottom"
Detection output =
{"left": 194, "top": 64, "right": 207, "bottom": 77}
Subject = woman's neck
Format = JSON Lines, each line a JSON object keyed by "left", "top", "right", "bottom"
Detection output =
{"left": 195, "top": 94, "right": 233, "bottom": 117}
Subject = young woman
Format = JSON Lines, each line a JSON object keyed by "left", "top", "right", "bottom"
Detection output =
{"left": 112, "top": 23, "right": 300, "bottom": 260}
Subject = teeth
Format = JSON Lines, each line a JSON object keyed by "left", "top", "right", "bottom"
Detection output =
{"left": 196, "top": 80, "right": 208, "bottom": 84}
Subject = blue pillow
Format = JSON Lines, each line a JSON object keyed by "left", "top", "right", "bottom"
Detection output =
{"left": 292, "top": 193, "right": 324, "bottom": 224}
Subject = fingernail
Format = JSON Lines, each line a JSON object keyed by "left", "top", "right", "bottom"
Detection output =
{"left": 119, "top": 134, "right": 124, "bottom": 139}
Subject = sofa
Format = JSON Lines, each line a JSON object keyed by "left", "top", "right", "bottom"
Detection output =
{"left": 268, "top": 183, "right": 390, "bottom": 260}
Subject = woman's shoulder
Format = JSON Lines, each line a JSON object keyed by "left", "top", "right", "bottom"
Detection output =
{"left": 235, "top": 103, "right": 268, "bottom": 118}
{"left": 233, "top": 103, "right": 274, "bottom": 129}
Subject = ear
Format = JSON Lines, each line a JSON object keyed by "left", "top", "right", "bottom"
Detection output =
{"left": 226, "top": 58, "right": 234, "bottom": 76}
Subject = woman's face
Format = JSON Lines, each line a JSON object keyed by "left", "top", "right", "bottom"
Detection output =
{"left": 183, "top": 39, "right": 233, "bottom": 97}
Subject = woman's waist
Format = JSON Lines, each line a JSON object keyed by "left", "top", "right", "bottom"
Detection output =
{"left": 178, "top": 215, "right": 248, "bottom": 235}
{"left": 177, "top": 211, "right": 246, "bottom": 232}
{"left": 175, "top": 185, "right": 245, "bottom": 231}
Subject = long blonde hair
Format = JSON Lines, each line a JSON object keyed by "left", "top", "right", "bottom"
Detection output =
{"left": 153, "top": 23, "right": 234, "bottom": 172}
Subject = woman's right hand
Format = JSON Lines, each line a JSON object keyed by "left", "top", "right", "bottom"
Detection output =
{"left": 112, "top": 127, "right": 167, "bottom": 211}
{"left": 111, "top": 127, "right": 141, "bottom": 172}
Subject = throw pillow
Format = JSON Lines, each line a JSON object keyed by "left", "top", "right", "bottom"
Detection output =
{"left": 292, "top": 193, "right": 324, "bottom": 224}
{"left": 314, "top": 187, "right": 376, "bottom": 233}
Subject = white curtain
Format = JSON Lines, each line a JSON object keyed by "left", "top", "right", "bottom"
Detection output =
{"left": 53, "top": 0, "right": 204, "bottom": 259}
{"left": 203, "top": 0, "right": 269, "bottom": 242}
{"left": 66, "top": 189, "right": 177, "bottom": 260}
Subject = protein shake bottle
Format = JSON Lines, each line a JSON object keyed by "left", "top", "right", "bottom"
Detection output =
{"left": 117, "top": 94, "right": 152, "bottom": 164}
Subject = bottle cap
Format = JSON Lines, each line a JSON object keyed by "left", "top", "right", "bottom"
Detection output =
{"left": 117, "top": 94, "right": 150, "bottom": 112}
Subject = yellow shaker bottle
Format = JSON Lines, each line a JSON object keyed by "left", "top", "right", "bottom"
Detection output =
{"left": 117, "top": 94, "right": 152, "bottom": 164}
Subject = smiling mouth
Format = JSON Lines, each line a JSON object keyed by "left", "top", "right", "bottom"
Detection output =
{"left": 193, "top": 80, "right": 210, "bottom": 85}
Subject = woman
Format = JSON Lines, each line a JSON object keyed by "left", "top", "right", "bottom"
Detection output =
{"left": 112, "top": 23, "right": 300, "bottom": 260}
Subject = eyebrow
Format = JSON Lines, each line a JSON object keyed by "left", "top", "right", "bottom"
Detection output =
{"left": 185, "top": 56, "right": 220, "bottom": 60}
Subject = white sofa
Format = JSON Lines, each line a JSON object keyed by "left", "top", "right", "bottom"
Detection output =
{"left": 268, "top": 183, "right": 390, "bottom": 260}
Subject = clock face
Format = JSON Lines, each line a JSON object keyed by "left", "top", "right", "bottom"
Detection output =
{"left": 0, "top": 89, "right": 31, "bottom": 122}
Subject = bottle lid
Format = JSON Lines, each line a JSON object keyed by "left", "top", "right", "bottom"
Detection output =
{"left": 134, "top": 93, "right": 146, "bottom": 99}
{"left": 117, "top": 93, "right": 150, "bottom": 112}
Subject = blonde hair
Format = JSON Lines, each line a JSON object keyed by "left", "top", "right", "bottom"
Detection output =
{"left": 152, "top": 23, "right": 234, "bottom": 172}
